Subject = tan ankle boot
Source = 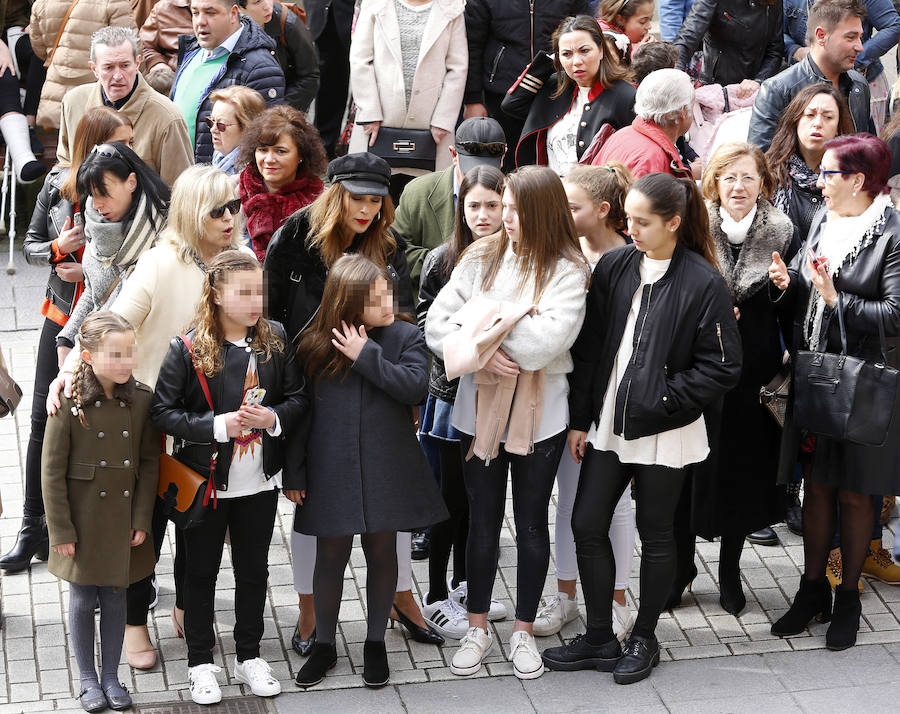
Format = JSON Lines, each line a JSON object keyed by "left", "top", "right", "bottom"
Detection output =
{"left": 862, "top": 538, "right": 900, "bottom": 584}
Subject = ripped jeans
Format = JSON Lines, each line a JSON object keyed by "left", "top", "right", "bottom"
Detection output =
{"left": 459, "top": 431, "right": 567, "bottom": 622}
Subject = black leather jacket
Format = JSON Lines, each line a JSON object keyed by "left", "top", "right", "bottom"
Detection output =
{"left": 569, "top": 243, "right": 742, "bottom": 439}
{"left": 24, "top": 167, "right": 80, "bottom": 316}
{"left": 417, "top": 243, "right": 457, "bottom": 402}
{"left": 748, "top": 54, "right": 873, "bottom": 152}
{"left": 673, "top": 0, "right": 783, "bottom": 86}
{"left": 150, "top": 322, "right": 308, "bottom": 492}
{"left": 264, "top": 207, "right": 415, "bottom": 344}
{"left": 264, "top": 2, "right": 319, "bottom": 112}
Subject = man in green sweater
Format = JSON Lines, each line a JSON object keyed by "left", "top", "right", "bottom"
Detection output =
{"left": 393, "top": 117, "right": 507, "bottom": 290}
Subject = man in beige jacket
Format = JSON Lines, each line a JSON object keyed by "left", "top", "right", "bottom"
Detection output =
{"left": 56, "top": 26, "right": 193, "bottom": 186}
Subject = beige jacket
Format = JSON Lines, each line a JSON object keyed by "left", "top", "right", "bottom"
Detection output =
{"left": 56, "top": 73, "right": 193, "bottom": 186}
{"left": 30, "top": 0, "right": 137, "bottom": 129}
{"left": 348, "top": 0, "right": 467, "bottom": 171}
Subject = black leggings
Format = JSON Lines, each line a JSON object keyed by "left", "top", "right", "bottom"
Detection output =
{"left": 427, "top": 438, "right": 469, "bottom": 602}
{"left": 0, "top": 36, "right": 45, "bottom": 117}
{"left": 460, "top": 431, "right": 566, "bottom": 622}
{"left": 314, "top": 531, "right": 397, "bottom": 644}
{"left": 23, "top": 318, "right": 62, "bottom": 518}
{"left": 573, "top": 447, "right": 686, "bottom": 642}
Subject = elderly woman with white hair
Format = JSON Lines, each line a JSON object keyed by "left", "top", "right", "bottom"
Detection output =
{"left": 593, "top": 67, "right": 695, "bottom": 178}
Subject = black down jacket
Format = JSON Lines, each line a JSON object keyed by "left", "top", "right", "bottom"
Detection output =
{"left": 174, "top": 16, "right": 285, "bottom": 163}
{"left": 673, "top": 0, "right": 784, "bottom": 87}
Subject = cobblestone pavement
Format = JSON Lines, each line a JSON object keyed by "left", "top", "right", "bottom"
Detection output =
{"left": 3, "top": 245, "right": 900, "bottom": 713}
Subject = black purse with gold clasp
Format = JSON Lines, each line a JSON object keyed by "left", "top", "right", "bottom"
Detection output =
{"left": 367, "top": 127, "right": 436, "bottom": 171}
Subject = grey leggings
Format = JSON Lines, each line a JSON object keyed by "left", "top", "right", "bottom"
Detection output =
{"left": 68, "top": 583, "right": 126, "bottom": 689}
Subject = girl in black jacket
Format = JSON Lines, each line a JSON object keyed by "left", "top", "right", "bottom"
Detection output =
{"left": 541, "top": 173, "right": 741, "bottom": 684}
{"left": 150, "top": 250, "right": 307, "bottom": 706}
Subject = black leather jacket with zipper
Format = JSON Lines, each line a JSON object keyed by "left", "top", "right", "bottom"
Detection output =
{"left": 569, "top": 243, "right": 742, "bottom": 439}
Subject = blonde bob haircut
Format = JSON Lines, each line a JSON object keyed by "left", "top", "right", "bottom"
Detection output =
{"left": 208, "top": 85, "right": 266, "bottom": 130}
{"left": 700, "top": 142, "right": 776, "bottom": 203}
{"left": 161, "top": 164, "right": 244, "bottom": 264}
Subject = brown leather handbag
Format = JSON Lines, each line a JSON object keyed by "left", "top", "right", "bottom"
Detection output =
{"left": 0, "top": 348, "right": 23, "bottom": 418}
{"left": 157, "top": 335, "right": 219, "bottom": 529}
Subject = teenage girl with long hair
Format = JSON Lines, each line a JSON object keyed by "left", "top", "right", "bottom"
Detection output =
{"left": 541, "top": 173, "right": 741, "bottom": 684}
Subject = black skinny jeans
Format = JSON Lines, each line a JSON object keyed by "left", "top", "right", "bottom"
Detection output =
{"left": 427, "top": 438, "right": 469, "bottom": 601}
{"left": 573, "top": 447, "right": 686, "bottom": 642}
{"left": 460, "top": 431, "right": 566, "bottom": 622}
{"left": 23, "top": 318, "right": 62, "bottom": 518}
{"left": 182, "top": 489, "right": 278, "bottom": 667}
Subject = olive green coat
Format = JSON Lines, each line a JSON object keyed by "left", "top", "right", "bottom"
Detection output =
{"left": 42, "top": 374, "right": 160, "bottom": 588}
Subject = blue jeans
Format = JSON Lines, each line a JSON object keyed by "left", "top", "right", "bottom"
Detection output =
{"left": 659, "top": 0, "right": 695, "bottom": 42}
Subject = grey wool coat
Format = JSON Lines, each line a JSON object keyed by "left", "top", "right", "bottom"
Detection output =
{"left": 291, "top": 319, "right": 448, "bottom": 537}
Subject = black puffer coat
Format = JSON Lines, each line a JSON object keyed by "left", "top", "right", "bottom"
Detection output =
{"left": 264, "top": 2, "right": 319, "bottom": 112}
{"left": 674, "top": 0, "right": 784, "bottom": 87}
{"left": 174, "top": 16, "right": 285, "bottom": 163}
{"left": 417, "top": 243, "right": 457, "bottom": 402}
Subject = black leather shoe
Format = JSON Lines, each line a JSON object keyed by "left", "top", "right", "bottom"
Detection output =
{"left": 664, "top": 563, "right": 698, "bottom": 610}
{"left": 292, "top": 625, "right": 316, "bottom": 656}
{"left": 0, "top": 516, "right": 50, "bottom": 572}
{"left": 826, "top": 587, "right": 861, "bottom": 651}
{"left": 295, "top": 642, "right": 337, "bottom": 688}
{"left": 613, "top": 634, "right": 660, "bottom": 685}
{"left": 362, "top": 640, "right": 390, "bottom": 687}
{"left": 541, "top": 633, "right": 622, "bottom": 672}
{"left": 746, "top": 526, "right": 779, "bottom": 546}
{"left": 390, "top": 605, "right": 444, "bottom": 645}
{"left": 411, "top": 530, "right": 430, "bottom": 560}
{"left": 102, "top": 682, "right": 131, "bottom": 711}
{"left": 78, "top": 684, "right": 108, "bottom": 712}
{"left": 771, "top": 576, "right": 832, "bottom": 636}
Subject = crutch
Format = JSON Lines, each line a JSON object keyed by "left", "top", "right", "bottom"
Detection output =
{"left": 1, "top": 151, "right": 15, "bottom": 274}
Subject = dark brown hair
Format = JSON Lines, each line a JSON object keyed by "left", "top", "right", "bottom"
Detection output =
{"left": 551, "top": 15, "right": 632, "bottom": 99}
{"left": 631, "top": 41, "right": 680, "bottom": 84}
{"left": 597, "top": 0, "right": 655, "bottom": 27}
{"left": 441, "top": 165, "right": 505, "bottom": 277}
{"left": 766, "top": 83, "right": 854, "bottom": 188}
{"left": 237, "top": 104, "right": 328, "bottom": 179}
{"left": 61, "top": 107, "right": 132, "bottom": 202}
{"left": 806, "top": 0, "right": 867, "bottom": 44}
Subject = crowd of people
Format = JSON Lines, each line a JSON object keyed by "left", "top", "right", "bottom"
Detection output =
{"left": 3, "top": 0, "right": 900, "bottom": 710}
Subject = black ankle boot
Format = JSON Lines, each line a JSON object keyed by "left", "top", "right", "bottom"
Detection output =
{"left": 826, "top": 587, "right": 861, "bottom": 651}
{"left": 771, "top": 576, "right": 832, "bottom": 636}
{"left": 718, "top": 536, "right": 746, "bottom": 615}
{"left": 664, "top": 562, "right": 698, "bottom": 610}
{"left": 0, "top": 516, "right": 49, "bottom": 572}
{"left": 295, "top": 642, "right": 337, "bottom": 688}
{"left": 362, "top": 640, "right": 389, "bottom": 687}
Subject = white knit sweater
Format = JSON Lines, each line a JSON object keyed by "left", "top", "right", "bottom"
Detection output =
{"left": 425, "top": 241, "right": 589, "bottom": 374}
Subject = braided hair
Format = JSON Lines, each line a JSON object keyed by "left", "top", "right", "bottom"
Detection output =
{"left": 71, "top": 311, "right": 135, "bottom": 428}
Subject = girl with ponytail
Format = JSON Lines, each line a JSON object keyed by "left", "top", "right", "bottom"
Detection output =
{"left": 541, "top": 172, "right": 741, "bottom": 684}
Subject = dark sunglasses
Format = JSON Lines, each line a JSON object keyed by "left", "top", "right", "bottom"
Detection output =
{"left": 210, "top": 198, "right": 241, "bottom": 219}
{"left": 91, "top": 143, "right": 123, "bottom": 159}
{"left": 204, "top": 116, "right": 237, "bottom": 132}
{"left": 456, "top": 140, "right": 505, "bottom": 157}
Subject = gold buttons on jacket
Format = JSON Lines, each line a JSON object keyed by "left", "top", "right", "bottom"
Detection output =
{"left": 99, "top": 491, "right": 107, "bottom": 498}
{"left": 584, "top": 105, "right": 590, "bottom": 111}
{"left": 581, "top": 121, "right": 587, "bottom": 127}
{"left": 579, "top": 141, "right": 585, "bottom": 147}
{"left": 99, "top": 460, "right": 108, "bottom": 467}
{"left": 123, "top": 460, "right": 131, "bottom": 467}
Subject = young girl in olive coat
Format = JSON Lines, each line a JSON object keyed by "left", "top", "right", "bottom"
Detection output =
{"left": 42, "top": 311, "right": 159, "bottom": 713}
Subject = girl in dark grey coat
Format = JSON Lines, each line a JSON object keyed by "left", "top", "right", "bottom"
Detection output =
{"left": 292, "top": 255, "right": 447, "bottom": 689}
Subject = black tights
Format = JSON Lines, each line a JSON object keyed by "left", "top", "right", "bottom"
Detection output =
{"left": 803, "top": 481, "right": 874, "bottom": 588}
{"left": 573, "top": 447, "right": 686, "bottom": 642}
{"left": 314, "top": 532, "right": 397, "bottom": 643}
{"left": 427, "top": 439, "right": 468, "bottom": 602}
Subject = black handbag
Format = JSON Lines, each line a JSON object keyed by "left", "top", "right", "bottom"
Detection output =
{"left": 793, "top": 295, "right": 898, "bottom": 446}
{"left": 367, "top": 127, "right": 436, "bottom": 171}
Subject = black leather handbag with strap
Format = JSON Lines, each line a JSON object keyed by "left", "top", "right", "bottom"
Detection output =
{"left": 793, "top": 294, "right": 899, "bottom": 446}
{"left": 367, "top": 127, "right": 436, "bottom": 171}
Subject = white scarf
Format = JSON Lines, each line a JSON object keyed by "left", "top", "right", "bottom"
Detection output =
{"left": 718, "top": 204, "right": 757, "bottom": 245}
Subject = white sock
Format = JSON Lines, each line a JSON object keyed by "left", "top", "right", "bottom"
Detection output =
{"left": 0, "top": 112, "right": 39, "bottom": 181}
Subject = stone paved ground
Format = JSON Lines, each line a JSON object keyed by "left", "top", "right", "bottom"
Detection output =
{"left": 4, "top": 239, "right": 900, "bottom": 713}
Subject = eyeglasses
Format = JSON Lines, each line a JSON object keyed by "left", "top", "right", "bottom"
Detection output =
{"left": 204, "top": 116, "right": 237, "bottom": 132}
{"left": 819, "top": 169, "right": 853, "bottom": 183}
{"left": 719, "top": 174, "right": 761, "bottom": 186}
{"left": 210, "top": 198, "right": 241, "bottom": 219}
{"left": 91, "top": 143, "right": 123, "bottom": 159}
{"left": 456, "top": 141, "right": 505, "bottom": 157}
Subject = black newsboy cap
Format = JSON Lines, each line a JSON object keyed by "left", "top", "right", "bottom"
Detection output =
{"left": 326, "top": 152, "right": 391, "bottom": 196}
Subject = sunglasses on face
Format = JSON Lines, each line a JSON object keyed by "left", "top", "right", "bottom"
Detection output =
{"left": 456, "top": 141, "right": 505, "bottom": 157}
{"left": 204, "top": 116, "right": 237, "bottom": 132}
{"left": 210, "top": 198, "right": 241, "bottom": 219}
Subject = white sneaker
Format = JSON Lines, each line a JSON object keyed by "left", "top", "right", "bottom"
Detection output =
{"left": 422, "top": 597, "right": 469, "bottom": 639}
{"left": 234, "top": 656, "right": 281, "bottom": 697}
{"left": 449, "top": 581, "right": 507, "bottom": 621}
{"left": 532, "top": 593, "right": 579, "bottom": 637}
{"left": 188, "top": 663, "right": 222, "bottom": 705}
{"left": 508, "top": 631, "right": 544, "bottom": 680}
{"left": 612, "top": 600, "right": 635, "bottom": 643}
{"left": 450, "top": 626, "right": 494, "bottom": 676}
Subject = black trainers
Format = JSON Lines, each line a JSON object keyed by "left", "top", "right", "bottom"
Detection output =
{"left": 541, "top": 633, "right": 622, "bottom": 672}
{"left": 295, "top": 642, "right": 337, "bottom": 688}
{"left": 613, "top": 634, "right": 660, "bottom": 684}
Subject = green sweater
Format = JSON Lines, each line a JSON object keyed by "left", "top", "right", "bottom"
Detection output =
{"left": 173, "top": 50, "right": 229, "bottom": 146}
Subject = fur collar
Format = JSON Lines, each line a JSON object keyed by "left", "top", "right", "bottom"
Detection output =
{"left": 77, "top": 366, "right": 137, "bottom": 406}
{"left": 708, "top": 198, "right": 794, "bottom": 304}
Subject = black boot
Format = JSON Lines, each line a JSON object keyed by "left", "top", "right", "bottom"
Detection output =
{"left": 362, "top": 640, "right": 389, "bottom": 687}
{"left": 771, "top": 576, "right": 832, "bottom": 636}
{"left": 0, "top": 516, "right": 49, "bottom": 572}
{"left": 718, "top": 536, "right": 746, "bottom": 615}
{"left": 785, "top": 482, "right": 803, "bottom": 536}
{"left": 295, "top": 642, "right": 337, "bottom": 688}
{"left": 613, "top": 633, "right": 660, "bottom": 685}
{"left": 664, "top": 526, "right": 697, "bottom": 610}
{"left": 826, "top": 587, "right": 861, "bottom": 651}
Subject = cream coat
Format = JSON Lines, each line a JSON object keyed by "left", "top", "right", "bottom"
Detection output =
{"left": 349, "top": 0, "right": 467, "bottom": 172}
{"left": 30, "top": 0, "right": 137, "bottom": 129}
